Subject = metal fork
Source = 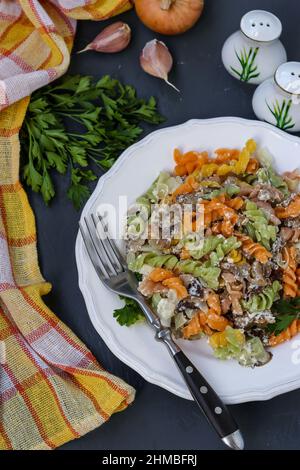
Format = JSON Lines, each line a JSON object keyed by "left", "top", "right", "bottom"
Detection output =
{"left": 79, "top": 214, "right": 244, "bottom": 450}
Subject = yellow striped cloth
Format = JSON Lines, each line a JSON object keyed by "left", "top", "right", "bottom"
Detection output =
{"left": 0, "top": 0, "right": 135, "bottom": 451}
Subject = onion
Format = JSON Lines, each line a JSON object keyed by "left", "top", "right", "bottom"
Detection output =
{"left": 135, "top": 0, "right": 204, "bottom": 35}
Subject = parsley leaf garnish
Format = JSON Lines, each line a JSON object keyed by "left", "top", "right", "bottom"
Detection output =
{"left": 267, "top": 314, "right": 296, "bottom": 336}
{"left": 135, "top": 273, "right": 143, "bottom": 282}
{"left": 20, "top": 75, "right": 164, "bottom": 208}
{"left": 113, "top": 297, "right": 144, "bottom": 327}
{"left": 272, "top": 297, "right": 300, "bottom": 314}
{"left": 269, "top": 297, "right": 300, "bottom": 335}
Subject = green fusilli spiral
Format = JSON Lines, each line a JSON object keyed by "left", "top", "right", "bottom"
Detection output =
{"left": 188, "top": 236, "right": 241, "bottom": 266}
{"left": 129, "top": 252, "right": 221, "bottom": 290}
{"left": 244, "top": 201, "right": 277, "bottom": 250}
{"left": 242, "top": 281, "right": 282, "bottom": 313}
{"left": 209, "top": 237, "right": 241, "bottom": 266}
{"left": 136, "top": 172, "right": 181, "bottom": 210}
{"left": 201, "top": 184, "right": 240, "bottom": 200}
{"left": 187, "top": 235, "right": 223, "bottom": 260}
{"left": 246, "top": 168, "right": 289, "bottom": 197}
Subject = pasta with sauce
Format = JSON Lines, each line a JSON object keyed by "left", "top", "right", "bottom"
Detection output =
{"left": 123, "top": 139, "right": 300, "bottom": 368}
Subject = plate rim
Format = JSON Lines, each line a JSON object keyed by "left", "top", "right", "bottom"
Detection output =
{"left": 76, "top": 117, "right": 300, "bottom": 404}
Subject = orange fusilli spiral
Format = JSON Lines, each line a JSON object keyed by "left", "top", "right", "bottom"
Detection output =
{"left": 206, "top": 292, "right": 221, "bottom": 316}
{"left": 148, "top": 269, "right": 188, "bottom": 299}
{"left": 148, "top": 268, "right": 174, "bottom": 282}
{"left": 174, "top": 149, "right": 210, "bottom": 176}
{"left": 173, "top": 175, "right": 199, "bottom": 197}
{"left": 182, "top": 309, "right": 229, "bottom": 339}
{"left": 203, "top": 195, "right": 238, "bottom": 231}
{"left": 226, "top": 196, "right": 244, "bottom": 211}
{"left": 275, "top": 195, "right": 300, "bottom": 219}
{"left": 162, "top": 277, "right": 188, "bottom": 300}
{"left": 182, "top": 310, "right": 206, "bottom": 339}
{"left": 269, "top": 319, "right": 300, "bottom": 346}
{"left": 206, "top": 314, "right": 229, "bottom": 332}
{"left": 296, "top": 267, "right": 300, "bottom": 296}
{"left": 214, "top": 148, "right": 240, "bottom": 164}
{"left": 235, "top": 233, "right": 272, "bottom": 264}
{"left": 184, "top": 292, "right": 229, "bottom": 337}
{"left": 282, "top": 246, "right": 297, "bottom": 298}
{"left": 211, "top": 220, "right": 234, "bottom": 237}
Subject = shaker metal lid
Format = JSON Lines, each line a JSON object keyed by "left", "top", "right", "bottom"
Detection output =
{"left": 275, "top": 62, "right": 300, "bottom": 96}
{"left": 240, "top": 10, "right": 282, "bottom": 42}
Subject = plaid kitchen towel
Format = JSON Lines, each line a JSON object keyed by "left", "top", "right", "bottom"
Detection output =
{"left": 0, "top": 0, "right": 135, "bottom": 450}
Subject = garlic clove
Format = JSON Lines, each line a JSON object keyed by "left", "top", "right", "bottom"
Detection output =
{"left": 77, "top": 22, "right": 131, "bottom": 54}
{"left": 140, "top": 39, "right": 179, "bottom": 92}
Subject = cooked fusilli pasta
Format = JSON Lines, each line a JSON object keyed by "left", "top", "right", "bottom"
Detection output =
{"left": 234, "top": 233, "right": 272, "bottom": 264}
{"left": 130, "top": 252, "right": 221, "bottom": 289}
{"left": 124, "top": 139, "right": 300, "bottom": 368}
{"left": 242, "top": 281, "right": 281, "bottom": 312}
{"left": 244, "top": 201, "right": 277, "bottom": 250}
{"left": 282, "top": 246, "right": 297, "bottom": 298}
{"left": 269, "top": 320, "right": 300, "bottom": 346}
{"left": 276, "top": 195, "right": 300, "bottom": 219}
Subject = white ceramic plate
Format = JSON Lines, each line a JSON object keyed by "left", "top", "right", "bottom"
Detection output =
{"left": 76, "top": 117, "right": 300, "bottom": 404}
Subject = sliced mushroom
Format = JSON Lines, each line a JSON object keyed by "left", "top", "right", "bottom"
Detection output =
{"left": 253, "top": 200, "right": 281, "bottom": 225}
{"left": 176, "top": 296, "right": 207, "bottom": 313}
{"left": 138, "top": 279, "right": 167, "bottom": 297}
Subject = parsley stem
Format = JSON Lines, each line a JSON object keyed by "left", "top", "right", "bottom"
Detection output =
{"left": 56, "top": 110, "right": 93, "bottom": 116}
{"left": 88, "top": 155, "right": 105, "bottom": 168}
{"left": 55, "top": 112, "right": 85, "bottom": 124}
{"left": 86, "top": 147, "right": 103, "bottom": 154}
{"left": 68, "top": 132, "right": 93, "bottom": 138}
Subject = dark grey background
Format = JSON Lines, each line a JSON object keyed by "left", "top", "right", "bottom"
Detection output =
{"left": 28, "top": 0, "right": 300, "bottom": 450}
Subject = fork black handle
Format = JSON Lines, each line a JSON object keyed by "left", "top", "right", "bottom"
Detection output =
{"left": 173, "top": 350, "right": 241, "bottom": 443}
{"left": 79, "top": 215, "right": 243, "bottom": 451}
{"left": 138, "top": 302, "right": 244, "bottom": 450}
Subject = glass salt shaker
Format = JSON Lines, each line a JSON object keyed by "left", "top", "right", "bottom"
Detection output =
{"left": 253, "top": 62, "right": 300, "bottom": 133}
{"left": 222, "top": 10, "right": 287, "bottom": 85}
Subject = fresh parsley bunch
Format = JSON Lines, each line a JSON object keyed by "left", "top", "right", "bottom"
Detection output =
{"left": 20, "top": 75, "right": 164, "bottom": 209}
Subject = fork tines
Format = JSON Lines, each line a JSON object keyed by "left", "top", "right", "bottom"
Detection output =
{"left": 79, "top": 213, "right": 125, "bottom": 279}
